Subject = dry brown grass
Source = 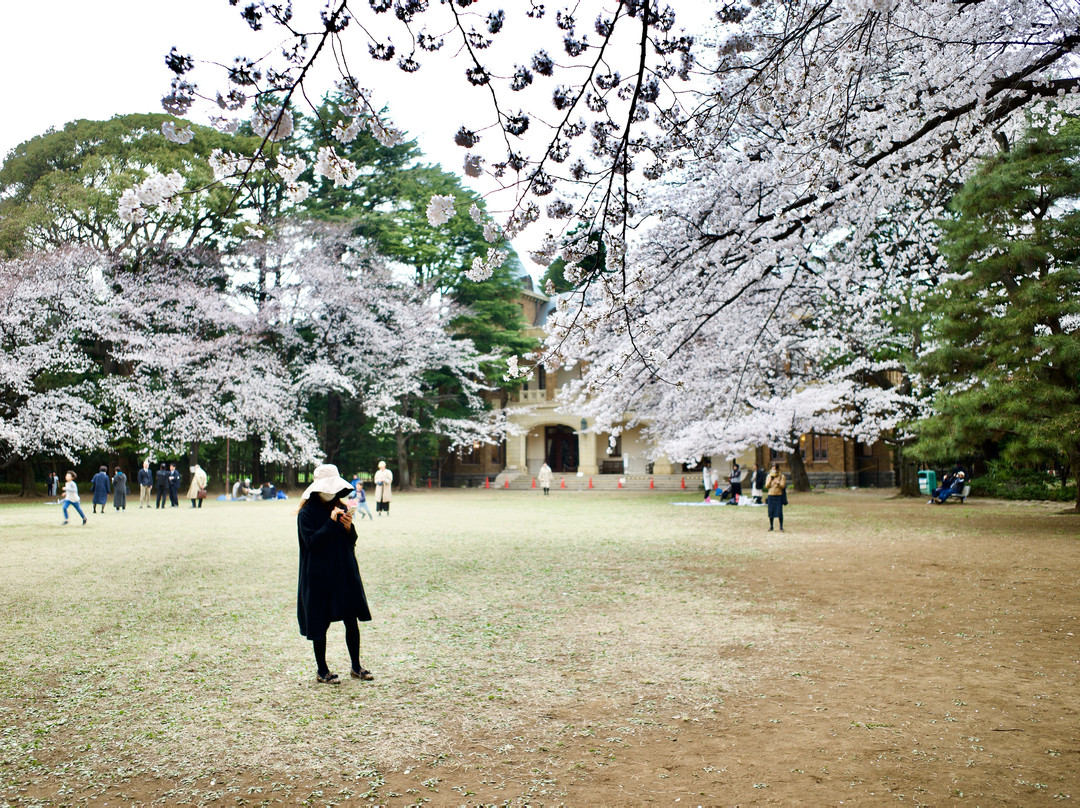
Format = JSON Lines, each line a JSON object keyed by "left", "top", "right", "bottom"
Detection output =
{"left": 0, "top": 489, "right": 1076, "bottom": 805}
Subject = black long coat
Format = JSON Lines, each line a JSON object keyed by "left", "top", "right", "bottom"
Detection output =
{"left": 297, "top": 499, "right": 371, "bottom": 640}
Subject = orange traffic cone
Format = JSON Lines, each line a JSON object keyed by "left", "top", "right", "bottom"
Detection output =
{"left": 649, "top": 477, "right": 654, "bottom": 489}
{"left": 484, "top": 476, "right": 490, "bottom": 489}
{"left": 588, "top": 477, "right": 593, "bottom": 489}
{"left": 532, "top": 477, "right": 536, "bottom": 488}
{"left": 560, "top": 478, "right": 566, "bottom": 489}
{"left": 428, "top": 478, "right": 432, "bottom": 489}
{"left": 504, "top": 478, "right": 509, "bottom": 488}
{"left": 681, "top": 477, "right": 686, "bottom": 489}
{"left": 617, "top": 478, "right": 622, "bottom": 488}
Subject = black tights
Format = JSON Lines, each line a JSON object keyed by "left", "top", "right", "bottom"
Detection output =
{"left": 312, "top": 618, "right": 361, "bottom": 675}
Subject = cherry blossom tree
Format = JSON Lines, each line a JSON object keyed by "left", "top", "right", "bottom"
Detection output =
{"left": 250, "top": 221, "right": 515, "bottom": 486}
{"left": 100, "top": 247, "right": 322, "bottom": 469}
{"left": 0, "top": 249, "right": 111, "bottom": 495}
{"left": 150, "top": 1, "right": 1080, "bottom": 470}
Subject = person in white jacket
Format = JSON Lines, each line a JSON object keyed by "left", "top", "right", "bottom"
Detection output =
{"left": 61, "top": 471, "right": 87, "bottom": 525}
{"left": 373, "top": 461, "right": 393, "bottom": 515}
{"left": 538, "top": 462, "right": 553, "bottom": 496}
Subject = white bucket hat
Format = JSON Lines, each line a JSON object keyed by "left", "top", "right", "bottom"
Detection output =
{"left": 302, "top": 464, "right": 353, "bottom": 501}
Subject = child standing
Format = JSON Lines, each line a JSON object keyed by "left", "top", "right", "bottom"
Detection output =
{"left": 62, "top": 471, "right": 87, "bottom": 525}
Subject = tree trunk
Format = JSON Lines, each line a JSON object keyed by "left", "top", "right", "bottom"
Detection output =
{"left": 787, "top": 450, "right": 811, "bottom": 492}
{"left": 188, "top": 440, "right": 200, "bottom": 470}
{"left": 395, "top": 430, "right": 411, "bottom": 489}
{"left": 894, "top": 440, "right": 920, "bottom": 497}
{"left": 283, "top": 464, "right": 298, "bottom": 491}
{"left": 326, "top": 392, "right": 341, "bottom": 466}
{"left": 18, "top": 458, "right": 36, "bottom": 498}
{"left": 250, "top": 433, "right": 264, "bottom": 484}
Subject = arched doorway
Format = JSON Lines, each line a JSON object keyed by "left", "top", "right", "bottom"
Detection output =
{"left": 545, "top": 425, "right": 578, "bottom": 472}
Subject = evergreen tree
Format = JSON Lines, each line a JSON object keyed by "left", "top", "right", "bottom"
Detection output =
{"left": 914, "top": 120, "right": 1080, "bottom": 510}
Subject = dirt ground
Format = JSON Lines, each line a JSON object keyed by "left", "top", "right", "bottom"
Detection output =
{"left": 4, "top": 491, "right": 1078, "bottom": 806}
{"left": 369, "top": 495, "right": 1079, "bottom": 806}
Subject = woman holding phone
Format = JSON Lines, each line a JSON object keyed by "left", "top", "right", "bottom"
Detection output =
{"left": 296, "top": 464, "right": 373, "bottom": 683}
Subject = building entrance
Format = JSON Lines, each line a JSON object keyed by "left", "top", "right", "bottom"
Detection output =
{"left": 545, "top": 425, "right": 579, "bottom": 472}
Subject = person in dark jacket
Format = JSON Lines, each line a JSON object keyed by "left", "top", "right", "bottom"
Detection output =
{"left": 167, "top": 463, "right": 181, "bottom": 507}
{"left": 297, "top": 463, "right": 373, "bottom": 684}
{"left": 90, "top": 466, "right": 111, "bottom": 514}
{"left": 751, "top": 463, "right": 767, "bottom": 504}
{"left": 155, "top": 463, "right": 170, "bottom": 509}
{"left": 112, "top": 467, "right": 127, "bottom": 511}
{"left": 137, "top": 460, "right": 154, "bottom": 508}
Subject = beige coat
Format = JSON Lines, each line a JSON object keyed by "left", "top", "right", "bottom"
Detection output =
{"left": 374, "top": 468, "right": 393, "bottom": 502}
{"left": 765, "top": 470, "right": 787, "bottom": 497}
{"left": 187, "top": 466, "right": 208, "bottom": 499}
{"left": 538, "top": 464, "right": 553, "bottom": 486}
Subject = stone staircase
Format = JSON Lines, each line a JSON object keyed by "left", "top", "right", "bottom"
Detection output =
{"left": 490, "top": 472, "right": 699, "bottom": 492}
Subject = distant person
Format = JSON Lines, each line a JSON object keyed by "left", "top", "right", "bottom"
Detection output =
{"left": 751, "top": 463, "right": 766, "bottom": 504}
{"left": 61, "top": 471, "right": 87, "bottom": 525}
{"left": 296, "top": 464, "right": 373, "bottom": 684}
{"left": 112, "top": 467, "right": 127, "bottom": 511}
{"left": 728, "top": 462, "right": 743, "bottom": 504}
{"left": 538, "top": 462, "right": 553, "bottom": 496}
{"left": 90, "top": 465, "right": 111, "bottom": 514}
{"left": 351, "top": 475, "right": 373, "bottom": 520}
{"left": 701, "top": 459, "right": 712, "bottom": 501}
{"left": 232, "top": 478, "right": 252, "bottom": 501}
{"left": 155, "top": 463, "right": 169, "bottom": 509}
{"left": 765, "top": 462, "right": 787, "bottom": 532}
{"left": 137, "top": 460, "right": 153, "bottom": 508}
{"left": 188, "top": 463, "right": 208, "bottom": 508}
{"left": 260, "top": 482, "right": 276, "bottom": 500}
{"left": 373, "top": 460, "right": 393, "bottom": 515}
{"left": 46, "top": 471, "right": 59, "bottom": 502}
{"left": 167, "top": 463, "right": 181, "bottom": 507}
{"left": 930, "top": 470, "right": 966, "bottom": 504}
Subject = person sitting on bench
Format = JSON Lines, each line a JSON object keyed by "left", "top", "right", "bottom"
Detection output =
{"left": 929, "top": 470, "right": 966, "bottom": 504}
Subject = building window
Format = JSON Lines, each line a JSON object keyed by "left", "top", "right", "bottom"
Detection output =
{"left": 458, "top": 442, "right": 483, "bottom": 465}
{"left": 812, "top": 433, "right": 828, "bottom": 462}
{"left": 537, "top": 365, "right": 546, "bottom": 390}
{"left": 769, "top": 448, "right": 780, "bottom": 463}
{"left": 606, "top": 434, "right": 622, "bottom": 456}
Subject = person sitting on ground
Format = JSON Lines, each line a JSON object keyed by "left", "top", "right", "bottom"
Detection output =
{"left": 260, "top": 482, "right": 276, "bottom": 500}
{"left": 232, "top": 478, "right": 253, "bottom": 501}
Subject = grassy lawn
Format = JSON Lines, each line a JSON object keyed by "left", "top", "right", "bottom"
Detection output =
{"left": 0, "top": 490, "right": 1076, "bottom": 805}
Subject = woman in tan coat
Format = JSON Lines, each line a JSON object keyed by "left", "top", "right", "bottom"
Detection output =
{"left": 373, "top": 460, "right": 393, "bottom": 516}
{"left": 188, "top": 464, "right": 209, "bottom": 509}
{"left": 765, "top": 462, "right": 787, "bottom": 532}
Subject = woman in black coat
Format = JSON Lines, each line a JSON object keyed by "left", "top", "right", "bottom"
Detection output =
{"left": 297, "top": 464, "right": 373, "bottom": 684}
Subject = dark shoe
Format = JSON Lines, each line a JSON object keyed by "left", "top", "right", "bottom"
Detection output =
{"left": 82, "top": 518, "right": 87, "bottom": 525}
{"left": 350, "top": 666, "right": 374, "bottom": 681}
{"left": 316, "top": 671, "right": 340, "bottom": 684}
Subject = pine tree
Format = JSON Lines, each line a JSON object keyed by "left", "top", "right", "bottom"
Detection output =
{"left": 914, "top": 120, "right": 1080, "bottom": 510}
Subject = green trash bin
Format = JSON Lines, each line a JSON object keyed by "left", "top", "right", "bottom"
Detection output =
{"left": 918, "top": 470, "right": 937, "bottom": 495}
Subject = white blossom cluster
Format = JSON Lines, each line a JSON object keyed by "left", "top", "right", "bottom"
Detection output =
{"left": 425, "top": 194, "right": 457, "bottom": 226}
{"left": 313, "top": 146, "right": 360, "bottom": 187}
{"left": 118, "top": 170, "right": 186, "bottom": 224}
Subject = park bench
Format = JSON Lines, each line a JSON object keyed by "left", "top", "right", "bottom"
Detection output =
{"left": 942, "top": 484, "right": 971, "bottom": 503}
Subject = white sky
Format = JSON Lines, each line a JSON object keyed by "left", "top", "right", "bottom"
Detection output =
{"left": 0, "top": 0, "right": 472, "bottom": 174}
